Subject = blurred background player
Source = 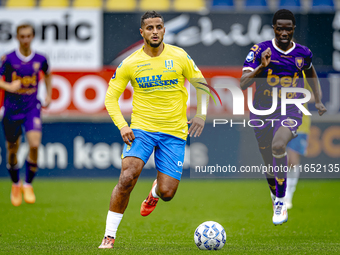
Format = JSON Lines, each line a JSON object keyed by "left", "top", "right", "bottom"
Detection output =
{"left": 0, "top": 24, "right": 52, "bottom": 206}
{"left": 99, "top": 11, "right": 209, "bottom": 248}
{"left": 286, "top": 72, "right": 321, "bottom": 209}
{"left": 240, "top": 9, "right": 326, "bottom": 225}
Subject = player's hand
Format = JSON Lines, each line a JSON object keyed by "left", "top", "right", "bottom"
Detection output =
{"left": 121, "top": 126, "right": 135, "bottom": 146}
{"left": 315, "top": 102, "right": 327, "bottom": 116}
{"left": 261, "top": 48, "right": 271, "bottom": 68}
{"left": 7, "top": 80, "right": 21, "bottom": 93}
{"left": 43, "top": 94, "right": 52, "bottom": 108}
{"left": 187, "top": 117, "right": 205, "bottom": 138}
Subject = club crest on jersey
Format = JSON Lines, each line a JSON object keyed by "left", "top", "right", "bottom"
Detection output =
{"left": 295, "top": 57, "right": 304, "bottom": 69}
{"left": 246, "top": 51, "right": 254, "bottom": 62}
{"left": 33, "top": 62, "right": 40, "bottom": 72}
{"left": 165, "top": 60, "right": 173, "bottom": 70}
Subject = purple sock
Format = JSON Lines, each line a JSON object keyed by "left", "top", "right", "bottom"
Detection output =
{"left": 25, "top": 160, "right": 38, "bottom": 184}
{"left": 7, "top": 164, "right": 20, "bottom": 183}
{"left": 273, "top": 153, "right": 287, "bottom": 198}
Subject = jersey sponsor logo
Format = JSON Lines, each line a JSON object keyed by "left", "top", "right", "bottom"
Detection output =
{"left": 177, "top": 161, "right": 183, "bottom": 167}
{"left": 165, "top": 59, "right": 173, "bottom": 70}
{"left": 295, "top": 57, "right": 304, "bottom": 69}
{"left": 263, "top": 88, "right": 296, "bottom": 99}
{"left": 267, "top": 69, "right": 299, "bottom": 87}
{"left": 246, "top": 51, "right": 254, "bottom": 62}
{"left": 112, "top": 71, "right": 116, "bottom": 79}
{"left": 12, "top": 72, "right": 37, "bottom": 87}
{"left": 16, "top": 87, "right": 37, "bottom": 95}
{"left": 135, "top": 75, "right": 178, "bottom": 88}
{"left": 137, "top": 63, "right": 150, "bottom": 68}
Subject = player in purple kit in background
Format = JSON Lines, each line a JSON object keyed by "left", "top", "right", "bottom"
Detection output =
{"left": 0, "top": 24, "right": 52, "bottom": 206}
{"left": 240, "top": 9, "right": 326, "bottom": 225}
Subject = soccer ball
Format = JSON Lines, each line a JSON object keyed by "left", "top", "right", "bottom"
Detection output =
{"left": 194, "top": 221, "right": 226, "bottom": 250}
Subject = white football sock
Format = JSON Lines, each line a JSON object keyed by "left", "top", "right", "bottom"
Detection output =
{"left": 286, "top": 166, "right": 300, "bottom": 200}
{"left": 151, "top": 184, "right": 160, "bottom": 198}
{"left": 104, "top": 211, "right": 123, "bottom": 238}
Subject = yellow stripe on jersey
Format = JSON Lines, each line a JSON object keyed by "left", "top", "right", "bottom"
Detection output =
{"left": 105, "top": 43, "right": 208, "bottom": 140}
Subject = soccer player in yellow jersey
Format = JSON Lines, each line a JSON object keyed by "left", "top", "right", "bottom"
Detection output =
{"left": 99, "top": 11, "right": 209, "bottom": 248}
{"left": 285, "top": 73, "right": 320, "bottom": 209}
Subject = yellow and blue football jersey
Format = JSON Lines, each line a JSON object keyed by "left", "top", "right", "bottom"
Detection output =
{"left": 105, "top": 43, "right": 208, "bottom": 140}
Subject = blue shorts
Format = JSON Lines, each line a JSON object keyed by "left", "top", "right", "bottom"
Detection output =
{"left": 122, "top": 129, "right": 186, "bottom": 181}
{"left": 287, "top": 133, "right": 308, "bottom": 156}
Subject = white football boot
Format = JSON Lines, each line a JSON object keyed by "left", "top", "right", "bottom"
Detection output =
{"left": 272, "top": 197, "right": 288, "bottom": 225}
{"left": 270, "top": 192, "right": 276, "bottom": 207}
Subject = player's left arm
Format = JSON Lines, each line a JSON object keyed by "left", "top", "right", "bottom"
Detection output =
{"left": 42, "top": 57, "right": 52, "bottom": 108}
{"left": 43, "top": 72, "right": 52, "bottom": 108}
{"left": 304, "top": 65, "right": 326, "bottom": 116}
{"left": 302, "top": 71, "right": 321, "bottom": 103}
{"left": 182, "top": 54, "right": 209, "bottom": 137}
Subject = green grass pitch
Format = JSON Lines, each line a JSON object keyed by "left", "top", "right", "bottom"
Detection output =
{"left": 0, "top": 179, "right": 339, "bottom": 254}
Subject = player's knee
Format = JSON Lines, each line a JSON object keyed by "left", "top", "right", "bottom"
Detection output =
{"left": 119, "top": 173, "right": 136, "bottom": 189}
{"left": 7, "top": 151, "right": 17, "bottom": 165}
{"left": 272, "top": 141, "right": 286, "bottom": 155}
{"left": 160, "top": 193, "right": 174, "bottom": 202}
{"left": 158, "top": 186, "right": 176, "bottom": 202}
{"left": 29, "top": 144, "right": 40, "bottom": 151}
{"left": 118, "top": 168, "right": 139, "bottom": 191}
{"left": 7, "top": 143, "right": 19, "bottom": 153}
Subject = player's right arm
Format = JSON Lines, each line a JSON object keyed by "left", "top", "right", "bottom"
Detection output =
{"left": 0, "top": 55, "right": 21, "bottom": 93}
{"left": 0, "top": 80, "right": 21, "bottom": 93}
{"left": 105, "top": 62, "right": 135, "bottom": 146}
{"left": 240, "top": 46, "right": 271, "bottom": 90}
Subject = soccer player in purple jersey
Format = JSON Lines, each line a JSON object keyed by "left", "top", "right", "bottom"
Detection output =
{"left": 240, "top": 9, "right": 326, "bottom": 225}
{"left": 0, "top": 24, "right": 52, "bottom": 206}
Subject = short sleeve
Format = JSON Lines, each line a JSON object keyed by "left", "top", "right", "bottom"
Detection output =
{"left": 108, "top": 61, "right": 131, "bottom": 91}
{"left": 242, "top": 44, "right": 262, "bottom": 72}
{"left": 41, "top": 57, "right": 50, "bottom": 74}
{"left": 0, "top": 55, "right": 9, "bottom": 76}
{"left": 182, "top": 53, "right": 204, "bottom": 80}
{"left": 304, "top": 48, "right": 313, "bottom": 70}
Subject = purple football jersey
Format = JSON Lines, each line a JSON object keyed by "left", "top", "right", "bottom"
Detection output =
{"left": 0, "top": 49, "right": 49, "bottom": 119}
{"left": 243, "top": 39, "right": 312, "bottom": 113}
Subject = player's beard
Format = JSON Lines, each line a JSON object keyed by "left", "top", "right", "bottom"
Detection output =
{"left": 147, "top": 38, "right": 163, "bottom": 48}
